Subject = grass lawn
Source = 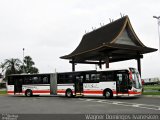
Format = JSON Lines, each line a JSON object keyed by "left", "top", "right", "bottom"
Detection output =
{"left": 143, "top": 85, "right": 160, "bottom": 91}
{"left": 0, "top": 90, "right": 7, "bottom": 95}
{"left": 143, "top": 84, "right": 160, "bottom": 95}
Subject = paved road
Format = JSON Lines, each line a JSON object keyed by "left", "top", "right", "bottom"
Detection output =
{"left": 0, "top": 95, "right": 160, "bottom": 114}
{"left": 0, "top": 96, "right": 160, "bottom": 114}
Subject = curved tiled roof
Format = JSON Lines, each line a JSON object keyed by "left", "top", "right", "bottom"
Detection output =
{"left": 60, "top": 16, "right": 157, "bottom": 61}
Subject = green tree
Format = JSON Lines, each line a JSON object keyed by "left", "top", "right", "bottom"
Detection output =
{"left": 0, "top": 62, "right": 5, "bottom": 74}
{"left": 22, "top": 56, "right": 39, "bottom": 74}
{"left": 3, "top": 58, "right": 22, "bottom": 77}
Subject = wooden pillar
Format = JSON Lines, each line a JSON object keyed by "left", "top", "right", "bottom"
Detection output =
{"left": 105, "top": 57, "right": 109, "bottom": 68}
{"left": 72, "top": 59, "right": 75, "bottom": 72}
{"left": 137, "top": 57, "right": 141, "bottom": 76}
{"left": 99, "top": 60, "right": 102, "bottom": 69}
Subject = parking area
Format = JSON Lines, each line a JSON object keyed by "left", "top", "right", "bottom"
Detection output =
{"left": 0, "top": 95, "right": 160, "bottom": 114}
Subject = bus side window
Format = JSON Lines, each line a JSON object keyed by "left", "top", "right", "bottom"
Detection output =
{"left": 67, "top": 74, "right": 73, "bottom": 83}
{"left": 43, "top": 77, "right": 49, "bottom": 84}
{"left": 123, "top": 74, "right": 128, "bottom": 81}
{"left": 117, "top": 74, "right": 123, "bottom": 82}
{"left": 8, "top": 77, "right": 14, "bottom": 85}
{"left": 101, "top": 72, "right": 114, "bottom": 81}
{"left": 101, "top": 75, "right": 107, "bottom": 81}
{"left": 91, "top": 74, "right": 96, "bottom": 81}
{"left": 57, "top": 74, "right": 64, "bottom": 84}
{"left": 85, "top": 74, "right": 90, "bottom": 81}
{"left": 57, "top": 74, "right": 73, "bottom": 84}
{"left": 91, "top": 74, "right": 100, "bottom": 82}
{"left": 24, "top": 77, "right": 32, "bottom": 84}
{"left": 32, "top": 77, "right": 39, "bottom": 84}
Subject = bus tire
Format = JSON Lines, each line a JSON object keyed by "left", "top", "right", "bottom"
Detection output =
{"left": 65, "top": 89, "right": 73, "bottom": 98}
{"left": 104, "top": 89, "right": 113, "bottom": 99}
{"left": 25, "top": 89, "right": 33, "bottom": 97}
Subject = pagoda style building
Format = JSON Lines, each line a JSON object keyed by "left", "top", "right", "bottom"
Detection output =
{"left": 60, "top": 16, "right": 157, "bottom": 75}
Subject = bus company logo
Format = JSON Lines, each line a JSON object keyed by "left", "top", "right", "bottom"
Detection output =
{"left": 84, "top": 83, "right": 98, "bottom": 88}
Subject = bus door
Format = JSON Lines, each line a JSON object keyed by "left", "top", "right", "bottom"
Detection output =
{"left": 14, "top": 77, "right": 23, "bottom": 93}
{"left": 74, "top": 74, "right": 84, "bottom": 96}
{"left": 116, "top": 71, "right": 129, "bottom": 95}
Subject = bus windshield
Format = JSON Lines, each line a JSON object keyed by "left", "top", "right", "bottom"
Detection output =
{"left": 130, "top": 68, "right": 142, "bottom": 89}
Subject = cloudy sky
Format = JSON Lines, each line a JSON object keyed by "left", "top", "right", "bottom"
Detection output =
{"left": 0, "top": 0, "right": 160, "bottom": 78}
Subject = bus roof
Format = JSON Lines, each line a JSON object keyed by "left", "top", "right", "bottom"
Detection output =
{"left": 97, "top": 67, "right": 136, "bottom": 72}
{"left": 7, "top": 73, "right": 52, "bottom": 77}
{"left": 8, "top": 67, "right": 137, "bottom": 77}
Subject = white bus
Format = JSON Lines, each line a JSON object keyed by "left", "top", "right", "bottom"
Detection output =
{"left": 7, "top": 67, "right": 142, "bottom": 98}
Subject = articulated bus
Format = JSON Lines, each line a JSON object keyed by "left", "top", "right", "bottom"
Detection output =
{"left": 7, "top": 68, "right": 142, "bottom": 98}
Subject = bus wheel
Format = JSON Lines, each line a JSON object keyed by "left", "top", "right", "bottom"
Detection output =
{"left": 25, "top": 90, "right": 33, "bottom": 97}
{"left": 104, "top": 89, "right": 113, "bottom": 99}
{"left": 66, "top": 89, "right": 73, "bottom": 98}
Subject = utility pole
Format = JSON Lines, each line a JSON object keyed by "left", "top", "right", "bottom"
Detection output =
{"left": 23, "top": 48, "right": 25, "bottom": 73}
{"left": 153, "top": 16, "right": 160, "bottom": 51}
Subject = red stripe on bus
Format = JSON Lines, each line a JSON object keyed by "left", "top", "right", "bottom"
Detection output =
{"left": 32, "top": 90, "right": 50, "bottom": 93}
{"left": 128, "top": 91, "right": 141, "bottom": 94}
{"left": 57, "top": 90, "right": 66, "bottom": 93}
{"left": 117, "top": 91, "right": 141, "bottom": 95}
{"left": 8, "top": 90, "right": 50, "bottom": 94}
{"left": 83, "top": 91, "right": 103, "bottom": 94}
{"left": 8, "top": 91, "right": 14, "bottom": 93}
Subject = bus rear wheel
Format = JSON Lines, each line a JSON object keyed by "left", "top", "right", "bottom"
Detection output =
{"left": 66, "top": 89, "right": 73, "bottom": 98}
{"left": 104, "top": 89, "right": 113, "bottom": 99}
{"left": 25, "top": 90, "right": 33, "bottom": 97}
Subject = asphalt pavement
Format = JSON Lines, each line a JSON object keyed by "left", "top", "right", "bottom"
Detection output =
{"left": 0, "top": 95, "right": 159, "bottom": 120}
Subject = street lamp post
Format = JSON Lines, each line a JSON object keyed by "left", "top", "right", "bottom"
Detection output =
{"left": 153, "top": 16, "right": 160, "bottom": 51}
{"left": 23, "top": 48, "right": 25, "bottom": 73}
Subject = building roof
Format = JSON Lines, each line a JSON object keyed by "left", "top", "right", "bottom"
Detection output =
{"left": 60, "top": 16, "right": 157, "bottom": 63}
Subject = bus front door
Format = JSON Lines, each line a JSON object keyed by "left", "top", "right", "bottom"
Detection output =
{"left": 116, "top": 72, "right": 129, "bottom": 96}
{"left": 14, "top": 77, "right": 23, "bottom": 94}
{"left": 75, "top": 75, "right": 83, "bottom": 96}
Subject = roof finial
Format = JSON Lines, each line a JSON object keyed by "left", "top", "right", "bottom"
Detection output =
{"left": 109, "top": 18, "right": 114, "bottom": 23}
{"left": 120, "top": 13, "right": 125, "bottom": 18}
{"left": 120, "top": 13, "right": 123, "bottom": 18}
{"left": 92, "top": 27, "right": 94, "bottom": 30}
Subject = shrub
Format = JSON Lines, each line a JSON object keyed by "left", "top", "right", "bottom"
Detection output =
{"left": 0, "top": 83, "right": 6, "bottom": 88}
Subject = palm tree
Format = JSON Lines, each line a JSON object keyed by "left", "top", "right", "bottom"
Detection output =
{"left": 3, "top": 58, "right": 22, "bottom": 76}
{"left": 0, "top": 62, "right": 5, "bottom": 74}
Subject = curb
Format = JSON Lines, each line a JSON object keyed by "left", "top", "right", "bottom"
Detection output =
{"left": 142, "top": 95, "right": 160, "bottom": 98}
